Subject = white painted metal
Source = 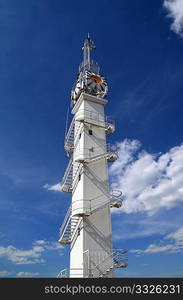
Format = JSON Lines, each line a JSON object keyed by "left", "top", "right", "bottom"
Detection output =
{"left": 69, "top": 92, "right": 114, "bottom": 278}
{"left": 57, "top": 268, "right": 67, "bottom": 278}
{"left": 58, "top": 36, "right": 127, "bottom": 277}
{"left": 57, "top": 249, "right": 128, "bottom": 278}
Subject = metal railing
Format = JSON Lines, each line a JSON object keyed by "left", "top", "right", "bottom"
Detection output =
{"left": 64, "top": 117, "right": 75, "bottom": 152}
{"left": 74, "top": 143, "right": 118, "bottom": 163}
{"left": 69, "top": 193, "right": 122, "bottom": 217}
{"left": 58, "top": 204, "right": 81, "bottom": 244}
{"left": 61, "top": 145, "right": 119, "bottom": 193}
{"left": 90, "top": 249, "right": 128, "bottom": 277}
{"left": 58, "top": 268, "right": 86, "bottom": 278}
{"left": 64, "top": 118, "right": 83, "bottom": 152}
{"left": 59, "top": 204, "right": 72, "bottom": 240}
{"left": 71, "top": 198, "right": 121, "bottom": 216}
{"left": 110, "top": 190, "right": 122, "bottom": 199}
{"left": 71, "top": 197, "right": 108, "bottom": 216}
{"left": 59, "top": 192, "right": 123, "bottom": 244}
{"left": 106, "top": 143, "right": 118, "bottom": 153}
{"left": 105, "top": 116, "right": 115, "bottom": 135}
{"left": 75, "top": 109, "right": 115, "bottom": 133}
{"left": 57, "top": 249, "right": 128, "bottom": 278}
{"left": 110, "top": 190, "right": 123, "bottom": 208}
{"left": 57, "top": 268, "right": 68, "bottom": 278}
{"left": 64, "top": 110, "right": 115, "bottom": 153}
{"left": 60, "top": 159, "right": 73, "bottom": 193}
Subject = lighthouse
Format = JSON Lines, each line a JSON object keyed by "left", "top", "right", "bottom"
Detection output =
{"left": 58, "top": 35, "right": 127, "bottom": 278}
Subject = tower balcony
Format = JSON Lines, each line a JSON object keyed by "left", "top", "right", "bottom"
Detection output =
{"left": 75, "top": 109, "right": 115, "bottom": 135}
{"left": 74, "top": 143, "right": 118, "bottom": 163}
{"left": 105, "top": 116, "right": 115, "bottom": 136}
{"left": 110, "top": 190, "right": 123, "bottom": 208}
{"left": 71, "top": 197, "right": 109, "bottom": 217}
{"left": 71, "top": 193, "right": 123, "bottom": 217}
{"left": 59, "top": 191, "right": 123, "bottom": 245}
{"left": 64, "top": 110, "right": 115, "bottom": 153}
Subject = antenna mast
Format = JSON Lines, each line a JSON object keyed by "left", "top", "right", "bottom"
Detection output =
{"left": 82, "top": 33, "right": 96, "bottom": 72}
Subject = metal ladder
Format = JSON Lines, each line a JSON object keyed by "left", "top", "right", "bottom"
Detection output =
{"left": 58, "top": 205, "right": 82, "bottom": 244}
{"left": 59, "top": 192, "right": 122, "bottom": 245}
{"left": 64, "top": 118, "right": 83, "bottom": 152}
{"left": 60, "top": 158, "right": 73, "bottom": 193}
{"left": 72, "top": 163, "right": 83, "bottom": 187}
{"left": 64, "top": 117, "right": 75, "bottom": 152}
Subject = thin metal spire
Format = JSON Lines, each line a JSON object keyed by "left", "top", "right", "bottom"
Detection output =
{"left": 82, "top": 34, "right": 96, "bottom": 71}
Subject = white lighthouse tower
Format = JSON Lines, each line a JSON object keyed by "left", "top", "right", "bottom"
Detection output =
{"left": 58, "top": 35, "right": 127, "bottom": 278}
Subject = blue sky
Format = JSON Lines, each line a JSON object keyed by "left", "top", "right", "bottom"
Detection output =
{"left": 0, "top": 0, "right": 183, "bottom": 278}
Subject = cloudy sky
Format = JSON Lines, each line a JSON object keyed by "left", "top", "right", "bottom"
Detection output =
{"left": 0, "top": 0, "right": 183, "bottom": 278}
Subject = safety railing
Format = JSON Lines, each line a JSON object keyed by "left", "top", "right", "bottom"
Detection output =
{"left": 64, "top": 118, "right": 83, "bottom": 152}
{"left": 71, "top": 194, "right": 122, "bottom": 217}
{"left": 60, "top": 268, "right": 87, "bottom": 278}
{"left": 57, "top": 268, "right": 68, "bottom": 278}
{"left": 71, "top": 197, "right": 108, "bottom": 216}
{"left": 75, "top": 109, "right": 115, "bottom": 134}
{"left": 90, "top": 248, "right": 128, "bottom": 278}
{"left": 60, "top": 159, "right": 73, "bottom": 193}
{"left": 58, "top": 204, "right": 81, "bottom": 244}
{"left": 64, "top": 117, "right": 75, "bottom": 152}
{"left": 64, "top": 110, "right": 115, "bottom": 153}
{"left": 59, "top": 204, "right": 72, "bottom": 239}
{"left": 110, "top": 190, "right": 123, "bottom": 208}
{"left": 57, "top": 249, "right": 128, "bottom": 278}
{"left": 74, "top": 143, "right": 118, "bottom": 163}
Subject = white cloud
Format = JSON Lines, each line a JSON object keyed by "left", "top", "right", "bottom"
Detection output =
{"left": 0, "top": 270, "right": 12, "bottom": 277}
{"left": 163, "top": 0, "right": 183, "bottom": 36}
{"left": 0, "top": 240, "right": 64, "bottom": 265}
{"left": 131, "top": 226, "right": 183, "bottom": 254}
{"left": 33, "top": 240, "right": 47, "bottom": 245}
{"left": 110, "top": 139, "right": 141, "bottom": 176}
{"left": 0, "top": 245, "right": 45, "bottom": 265}
{"left": 131, "top": 244, "right": 178, "bottom": 254}
{"left": 16, "top": 272, "right": 39, "bottom": 278}
{"left": 43, "top": 183, "right": 62, "bottom": 192}
{"left": 33, "top": 240, "right": 64, "bottom": 252}
{"left": 110, "top": 139, "right": 183, "bottom": 215}
{"left": 165, "top": 226, "right": 183, "bottom": 245}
